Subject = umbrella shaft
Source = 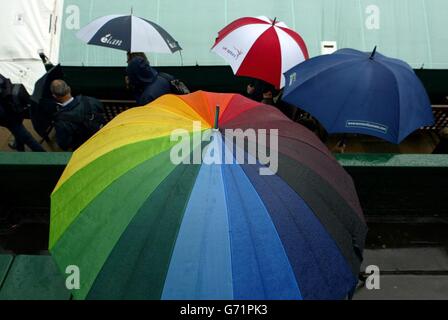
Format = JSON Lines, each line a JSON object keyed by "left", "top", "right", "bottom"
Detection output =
{"left": 214, "top": 106, "right": 220, "bottom": 129}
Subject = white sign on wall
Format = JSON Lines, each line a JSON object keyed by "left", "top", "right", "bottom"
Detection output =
{"left": 321, "top": 41, "right": 338, "bottom": 55}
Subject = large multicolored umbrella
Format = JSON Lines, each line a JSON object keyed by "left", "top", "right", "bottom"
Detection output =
{"left": 212, "top": 16, "right": 309, "bottom": 89}
{"left": 49, "top": 91, "right": 367, "bottom": 300}
{"left": 282, "top": 48, "right": 435, "bottom": 144}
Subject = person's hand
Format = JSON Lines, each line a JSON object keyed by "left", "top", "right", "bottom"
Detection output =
{"left": 247, "top": 84, "right": 255, "bottom": 95}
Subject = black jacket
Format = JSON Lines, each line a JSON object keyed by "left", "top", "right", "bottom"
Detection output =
{"left": 127, "top": 57, "right": 171, "bottom": 106}
{"left": 0, "top": 74, "right": 24, "bottom": 127}
{"left": 53, "top": 96, "right": 104, "bottom": 151}
{"left": 0, "top": 100, "right": 23, "bottom": 128}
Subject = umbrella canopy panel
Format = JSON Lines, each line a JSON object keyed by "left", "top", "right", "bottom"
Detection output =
{"left": 50, "top": 91, "right": 366, "bottom": 300}
{"left": 76, "top": 15, "right": 182, "bottom": 54}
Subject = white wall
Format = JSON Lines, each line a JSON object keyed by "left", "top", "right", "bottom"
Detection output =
{"left": 0, "top": 0, "right": 64, "bottom": 93}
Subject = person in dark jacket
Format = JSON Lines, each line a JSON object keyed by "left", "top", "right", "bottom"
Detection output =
{"left": 126, "top": 54, "right": 171, "bottom": 106}
{"left": 0, "top": 75, "right": 45, "bottom": 152}
{"left": 0, "top": 101, "right": 45, "bottom": 152}
{"left": 50, "top": 80, "right": 105, "bottom": 151}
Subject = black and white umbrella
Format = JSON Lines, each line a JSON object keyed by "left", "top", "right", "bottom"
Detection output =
{"left": 76, "top": 15, "right": 182, "bottom": 54}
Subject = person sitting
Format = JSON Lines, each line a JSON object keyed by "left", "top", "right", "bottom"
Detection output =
{"left": 432, "top": 127, "right": 448, "bottom": 154}
{"left": 126, "top": 53, "right": 171, "bottom": 106}
{"left": 0, "top": 74, "right": 45, "bottom": 152}
{"left": 50, "top": 80, "right": 105, "bottom": 151}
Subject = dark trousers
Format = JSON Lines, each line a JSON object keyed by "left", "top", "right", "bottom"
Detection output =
{"left": 7, "top": 123, "right": 45, "bottom": 152}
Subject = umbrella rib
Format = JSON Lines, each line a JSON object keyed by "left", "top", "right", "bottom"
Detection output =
{"left": 374, "top": 62, "right": 403, "bottom": 141}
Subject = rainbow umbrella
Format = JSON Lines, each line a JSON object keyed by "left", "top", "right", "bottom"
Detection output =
{"left": 49, "top": 91, "right": 367, "bottom": 300}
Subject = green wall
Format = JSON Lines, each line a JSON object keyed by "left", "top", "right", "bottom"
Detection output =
{"left": 60, "top": 0, "right": 448, "bottom": 69}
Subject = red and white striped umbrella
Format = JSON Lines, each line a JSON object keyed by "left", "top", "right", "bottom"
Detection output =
{"left": 212, "top": 16, "right": 309, "bottom": 89}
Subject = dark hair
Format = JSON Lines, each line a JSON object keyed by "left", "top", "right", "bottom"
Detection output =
{"left": 126, "top": 56, "right": 159, "bottom": 89}
{"left": 127, "top": 52, "right": 148, "bottom": 63}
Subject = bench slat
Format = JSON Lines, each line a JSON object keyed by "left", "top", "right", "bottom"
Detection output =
{"left": 0, "top": 255, "right": 70, "bottom": 300}
{"left": 0, "top": 255, "right": 14, "bottom": 290}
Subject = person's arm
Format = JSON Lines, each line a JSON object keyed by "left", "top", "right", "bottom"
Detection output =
{"left": 93, "top": 98, "right": 105, "bottom": 113}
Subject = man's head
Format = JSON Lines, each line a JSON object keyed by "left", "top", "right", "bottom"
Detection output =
{"left": 126, "top": 56, "right": 158, "bottom": 89}
{"left": 50, "top": 80, "right": 72, "bottom": 104}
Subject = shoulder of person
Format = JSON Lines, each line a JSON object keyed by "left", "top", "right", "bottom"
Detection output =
{"left": 78, "top": 95, "right": 103, "bottom": 105}
{"left": 64, "top": 95, "right": 82, "bottom": 107}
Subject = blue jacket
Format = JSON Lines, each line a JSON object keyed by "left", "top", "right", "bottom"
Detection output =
{"left": 126, "top": 57, "right": 171, "bottom": 106}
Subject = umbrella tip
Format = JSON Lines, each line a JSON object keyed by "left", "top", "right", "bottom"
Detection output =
{"left": 272, "top": 17, "right": 277, "bottom": 26}
{"left": 370, "top": 46, "right": 377, "bottom": 59}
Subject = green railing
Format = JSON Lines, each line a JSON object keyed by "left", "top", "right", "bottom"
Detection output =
{"left": 1, "top": 152, "right": 447, "bottom": 217}
{"left": 336, "top": 154, "right": 448, "bottom": 167}
{"left": 2, "top": 152, "right": 448, "bottom": 167}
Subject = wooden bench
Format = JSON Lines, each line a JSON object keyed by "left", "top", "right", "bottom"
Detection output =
{"left": 423, "top": 105, "right": 448, "bottom": 131}
{"left": 101, "top": 99, "right": 136, "bottom": 122}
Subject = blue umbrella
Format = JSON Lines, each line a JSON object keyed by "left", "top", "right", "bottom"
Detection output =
{"left": 282, "top": 48, "right": 435, "bottom": 144}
